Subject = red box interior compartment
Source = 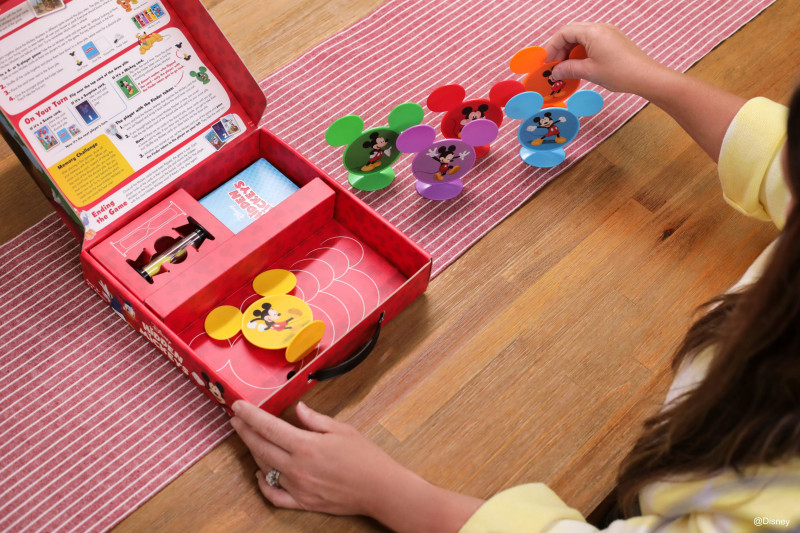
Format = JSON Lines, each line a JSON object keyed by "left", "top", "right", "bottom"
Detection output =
{"left": 80, "top": 127, "right": 431, "bottom": 413}
{"left": 0, "top": 0, "right": 432, "bottom": 415}
{"left": 89, "top": 189, "right": 236, "bottom": 302}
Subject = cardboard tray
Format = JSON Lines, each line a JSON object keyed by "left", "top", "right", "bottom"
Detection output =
{"left": 0, "top": 0, "right": 431, "bottom": 414}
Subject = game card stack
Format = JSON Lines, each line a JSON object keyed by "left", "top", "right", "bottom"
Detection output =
{"left": 199, "top": 158, "right": 299, "bottom": 233}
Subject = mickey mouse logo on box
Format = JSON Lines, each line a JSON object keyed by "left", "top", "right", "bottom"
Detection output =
{"left": 396, "top": 119, "right": 499, "bottom": 201}
{"left": 325, "top": 103, "right": 424, "bottom": 191}
{"left": 425, "top": 81, "right": 523, "bottom": 158}
{"left": 505, "top": 90, "right": 603, "bottom": 168}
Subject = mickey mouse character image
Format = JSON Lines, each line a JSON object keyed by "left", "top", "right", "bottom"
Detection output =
{"left": 326, "top": 102, "right": 424, "bottom": 190}
{"left": 200, "top": 372, "right": 226, "bottom": 406}
{"left": 118, "top": 79, "right": 135, "bottom": 96}
{"left": 396, "top": 119, "right": 499, "bottom": 200}
{"left": 361, "top": 132, "right": 392, "bottom": 172}
{"left": 510, "top": 45, "right": 588, "bottom": 107}
{"left": 527, "top": 112, "right": 567, "bottom": 145}
{"left": 247, "top": 302, "right": 295, "bottom": 332}
{"left": 204, "top": 269, "right": 326, "bottom": 363}
{"left": 426, "top": 81, "right": 524, "bottom": 158}
{"left": 542, "top": 68, "right": 566, "bottom": 96}
{"left": 505, "top": 89, "right": 603, "bottom": 168}
{"left": 429, "top": 144, "right": 467, "bottom": 181}
{"left": 458, "top": 104, "right": 489, "bottom": 136}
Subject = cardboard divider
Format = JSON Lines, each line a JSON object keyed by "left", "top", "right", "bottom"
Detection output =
{"left": 148, "top": 177, "right": 336, "bottom": 332}
{"left": 89, "top": 188, "right": 235, "bottom": 301}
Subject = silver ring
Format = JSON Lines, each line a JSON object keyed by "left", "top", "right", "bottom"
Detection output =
{"left": 266, "top": 468, "right": 282, "bottom": 488}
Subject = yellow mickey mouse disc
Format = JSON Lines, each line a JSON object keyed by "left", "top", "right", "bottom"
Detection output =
{"left": 204, "top": 305, "right": 243, "bottom": 340}
{"left": 242, "top": 294, "right": 313, "bottom": 349}
{"left": 286, "top": 320, "right": 326, "bottom": 362}
{"left": 253, "top": 269, "right": 296, "bottom": 297}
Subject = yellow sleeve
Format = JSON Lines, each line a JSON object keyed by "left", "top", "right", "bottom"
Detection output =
{"left": 717, "top": 97, "right": 790, "bottom": 229}
{"left": 457, "top": 483, "right": 778, "bottom": 533}
{"left": 458, "top": 484, "right": 588, "bottom": 533}
{"left": 458, "top": 484, "right": 673, "bottom": 532}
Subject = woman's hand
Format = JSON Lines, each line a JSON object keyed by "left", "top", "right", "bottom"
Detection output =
{"left": 543, "top": 22, "right": 669, "bottom": 96}
{"left": 543, "top": 22, "right": 745, "bottom": 161}
{"left": 231, "top": 400, "right": 483, "bottom": 532}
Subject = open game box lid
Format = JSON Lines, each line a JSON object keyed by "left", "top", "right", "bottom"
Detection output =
{"left": 0, "top": 0, "right": 266, "bottom": 245}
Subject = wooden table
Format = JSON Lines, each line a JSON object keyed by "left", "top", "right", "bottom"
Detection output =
{"left": 1, "top": 1, "right": 797, "bottom": 530}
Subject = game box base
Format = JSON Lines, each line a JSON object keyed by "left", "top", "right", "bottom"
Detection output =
{"left": 80, "top": 127, "right": 431, "bottom": 414}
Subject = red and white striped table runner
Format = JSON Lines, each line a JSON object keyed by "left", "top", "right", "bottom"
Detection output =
{"left": 0, "top": 0, "right": 775, "bottom": 530}
{"left": 0, "top": 219, "right": 232, "bottom": 532}
{"left": 259, "top": 0, "right": 774, "bottom": 276}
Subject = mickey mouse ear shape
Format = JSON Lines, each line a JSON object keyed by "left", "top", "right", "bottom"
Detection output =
{"left": 325, "top": 115, "right": 364, "bottom": 147}
{"left": 569, "top": 44, "right": 588, "bottom": 60}
{"left": 567, "top": 90, "right": 604, "bottom": 117}
{"left": 205, "top": 305, "right": 243, "bottom": 340}
{"left": 505, "top": 91, "right": 544, "bottom": 120}
{"left": 253, "top": 269, "right": 296, "bottom": 297}
{"left": 509, "top": 46, "right": 548, "bottom": 74}
{"left": 460, "top": 119, "right": 499, "bottom": 147}
{"left": 387, "top": 102, "right": 425, "bottom": 132}
{"left": 426, "top": 84, "right": 466, "bottom": 112}
{"left": 286, "top": 320, "right": 326, "bottom": 362}
{"left": 396, "top": 124, "right": 437, "bottom": 153}
{"left": 489, "top": 80, "right": 525, "bottom": 108}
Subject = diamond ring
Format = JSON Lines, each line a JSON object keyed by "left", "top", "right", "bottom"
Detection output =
{"left": 266, "top": 468, "right": 282, "bottom": 489}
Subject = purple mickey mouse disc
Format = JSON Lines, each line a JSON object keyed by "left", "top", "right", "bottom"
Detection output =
{"left": 410, "top": 139, "right": 476, "bottom": 184}
{"left": 416, "top": 179, "right": 464, "bottom": 201}
{"left": 410, "top": 139, "right": 474, "bottom": 201}
{"left": 397, "top": 120, "right": 498, "bottom": 201}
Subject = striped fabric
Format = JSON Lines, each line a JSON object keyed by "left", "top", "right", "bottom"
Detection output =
{"left": 0, "top": 0, "right": 775, "bottom": 530}
{"left": 259, "top": 0, "right": 775, "bottom": 276}
{"left": 0, "top": 218, "right": 231, "bottom": 533}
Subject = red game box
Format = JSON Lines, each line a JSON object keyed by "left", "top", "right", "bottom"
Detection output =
{"left": 0, "top": 0, "right": 431, "bottom": 414}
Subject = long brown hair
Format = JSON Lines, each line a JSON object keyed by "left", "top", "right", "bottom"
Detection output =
{"left": 616, "top": 87, "right": 800, "bottom": 515}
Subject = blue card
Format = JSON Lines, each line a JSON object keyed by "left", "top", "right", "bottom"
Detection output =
{"left": 199, "top": 158, "right": 299, "bottom": 233}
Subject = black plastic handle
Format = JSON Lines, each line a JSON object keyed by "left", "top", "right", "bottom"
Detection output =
{"left": 308, "top": 311, "right": 385, "bottom": 382}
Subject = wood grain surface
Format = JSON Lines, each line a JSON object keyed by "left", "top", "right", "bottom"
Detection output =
{"left": 1, "top": 0, "right": 798, "bottom": 531}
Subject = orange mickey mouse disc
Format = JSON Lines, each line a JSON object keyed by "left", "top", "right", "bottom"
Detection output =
{"left": 510, "top": 45, "right": 587, "bottom": 107}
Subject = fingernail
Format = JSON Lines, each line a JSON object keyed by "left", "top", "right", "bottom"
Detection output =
{"left": 232, "top": 400, "right": 242, "bottom": 414}
{"left": 230, "top": 416, "right": 240, "bottom": 429}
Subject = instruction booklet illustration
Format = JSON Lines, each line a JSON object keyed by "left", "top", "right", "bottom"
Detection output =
{"left": 0, "top": 0, "right": 251, "bottom": 238}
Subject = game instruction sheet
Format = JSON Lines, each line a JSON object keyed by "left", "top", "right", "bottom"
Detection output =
{"left": 0, "top": 0, "right": 250, "bottom": 236}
